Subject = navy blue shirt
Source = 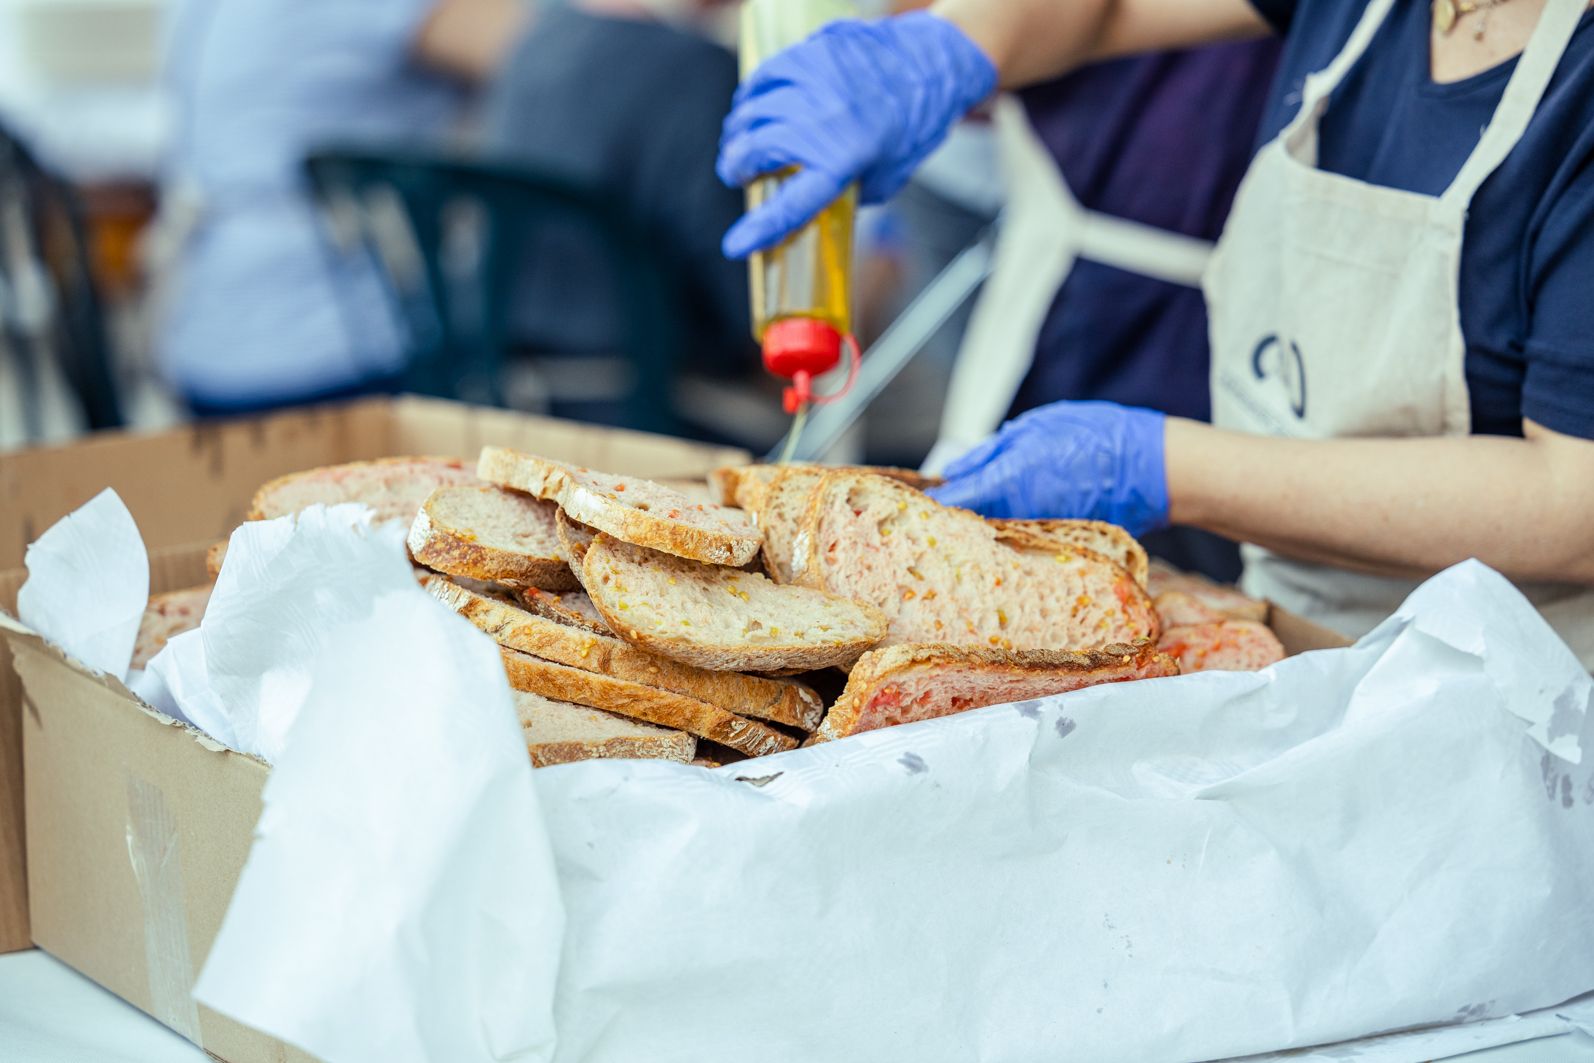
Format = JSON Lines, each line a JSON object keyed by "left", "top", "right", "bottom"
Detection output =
{"left": 1249, "top": 0, "right": 1594, "bottom": 440}
{"left": 1010, "top": 41, "right": 1282, "bottom": 422}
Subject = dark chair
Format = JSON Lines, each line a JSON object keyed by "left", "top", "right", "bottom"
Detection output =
{"left": 0, "top": 123, "right": 123, "bottom": 437}
{"left": 304, "top": 149, "right": 685, "bottom": 436}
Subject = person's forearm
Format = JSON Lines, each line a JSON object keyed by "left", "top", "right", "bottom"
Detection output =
{"left": 413, "top": 0, "right": 531, "bottom": 82}
{"left": 1166, "top": 419, "right": 1594, "bottom": 584}
{"left": 930, "top": 0, "right": 1271, "bottom": 87}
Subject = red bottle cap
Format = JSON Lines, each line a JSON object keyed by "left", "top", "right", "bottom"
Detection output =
{"left": 761, "top": 318, "right": 843, "bottom": 382}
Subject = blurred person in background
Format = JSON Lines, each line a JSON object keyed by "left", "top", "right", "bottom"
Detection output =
{"left": 481, "top": 0, "right": 750, "bottom": 384}
{"left": 154, "top": 0, "right": 526, "bottom": 416}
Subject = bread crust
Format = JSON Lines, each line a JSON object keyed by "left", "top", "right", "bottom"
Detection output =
{"left": 499, "top": 648, "right": 799, "bottom": 758}
{"left": 712, "top": 463, "right": 945, "bottom": 514}
{"left": 426, "top": 575, "right": 825, "bottom": 730}
{"left": 991, "top": 519, "right": 1149, "bottom": 588}
{"left": 812, "top": 639, "right": 1180, "bottom": 743}
{"left": 478, "top": 447, "right": 761, "bottom": 567}
{"left": 580, "top": 533, "right": 887, "bottom": 674}
{"left": 406, "top": 487, "right": 578, "bottom": 591}
{"left": 527, "top": 732, "right": 695, "bottom": 768}
{"left": 555, "top": 509, "right": 597, "bottom": 573}
{"left": 515, "top": 587, "right": 612, "bottom": 636}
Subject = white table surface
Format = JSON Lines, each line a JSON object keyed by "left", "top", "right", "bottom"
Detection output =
{"left": 2, "top": 948, "right": 1592, "bottom": 1063}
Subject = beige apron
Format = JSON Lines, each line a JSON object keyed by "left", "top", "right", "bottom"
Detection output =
{"left": 925, "top": 97, "right": 1215, "bottom": 473}
{"left": 1205, "top": 0, "right": 1594, "bottom": 666}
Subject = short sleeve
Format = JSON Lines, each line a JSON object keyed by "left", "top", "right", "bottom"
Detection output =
{"left": 1520, "top": 147, "right": 1594, "bottom": 441}
{"left": 1248, "top": 0, "right": 1297, "bottom": 33}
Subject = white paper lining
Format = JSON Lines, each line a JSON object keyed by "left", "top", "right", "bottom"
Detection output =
{"left": 15, "top": 496, "right": 1594, "bottom": 1063}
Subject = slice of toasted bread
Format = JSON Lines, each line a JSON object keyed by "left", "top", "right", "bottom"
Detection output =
{"left": 426, "top": 575, "right": 824, "bottom": 730}
{"left": 407, "top": 484, "right": 577, "bottom": 590}
{"left": 478, "top": 447, "right": 760, "bottom": 566}
{"left": 580, "top": 533, "right": 887, "bottom": 673}
{"left": 655, "top": 478, "right": 720, "bottom": 506}
{"left": 795, "top": 472, "right": 1159, "bottom": 653}
{"left": 499, "top": 648, "right": 798, "bottom": 758}
{"left": 710, "top": 463, "right": 945, "bottom": 512}
{"left": 515, "top": 586, "right": 612, "bottom": 635}
{"left": 131, "top": 585, "right": 214, "bottom": 670}
{"left": 1152, "top": 590, "right": 1226, "bottom": 629}
{"left": 247, "top": 456, "right": 475, "bottom": 524}
{"left": 205, "top": 539, "right": 229, "bottom": 579}
{"left": 757, "top": 467, "right": 828, "bottom": 583}
{"left": 991, "top": 519, "right": 1149, "bottom": 588}
{"left": 514, "top": 689, "right": 696, "bottom": 767}
{"left": 1157, "top": 620, "right": 1284, "bottom": 673}
{"left": 1146, "top": 560, "right": 1268, "bottom": 623}
{"left": 812, "top": 639, "right": 1180, "bottom": 743}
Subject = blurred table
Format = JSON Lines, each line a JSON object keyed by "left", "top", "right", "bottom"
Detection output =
{"left": 1, "top": 947, "right": 1591, "bottom": 1063}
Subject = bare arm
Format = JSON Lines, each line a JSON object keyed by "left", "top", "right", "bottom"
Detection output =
{"left": 1165, "top": 418, "right": 1594, "bottom": 584}
{"left": 413, "top": 0, "right": 531, "bottom": 82}
{"left": 930, "top": 0, "right": 1272, "bottom": 87}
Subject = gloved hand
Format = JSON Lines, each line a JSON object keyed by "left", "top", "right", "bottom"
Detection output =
{"left": 928, "top": 402, "right": 1171, "bottom": 537}
{"left": 717, "top": 12, "right": 997, "bottom": 259}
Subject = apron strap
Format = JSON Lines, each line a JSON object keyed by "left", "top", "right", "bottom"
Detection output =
{"left": 1442, "top": 0, "right": 1589, "bottom": 208}
{"left": 1283, "top": 0, "right": 1399, "bottom": 160}
{"left": 1075, "top": 210, "right": 1214, "bottom": 288}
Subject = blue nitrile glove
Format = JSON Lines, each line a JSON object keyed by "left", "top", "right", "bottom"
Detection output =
{"left": 717, "top": 12, "right": 997, "bottom": 259}
{"left": 928, "top": 402, "right": 1171, "bottom": 537}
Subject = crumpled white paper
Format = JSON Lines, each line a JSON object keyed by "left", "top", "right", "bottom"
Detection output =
{"left": 17, "top": 488, "right": 148, "bottom": 678}
{"left": 138, "top": 505, "right": 420, "bottom": 762}
{"left": 16, "top": 493, "right": 567, "bottom": 1062}
{"left": 1235, "top": 989, "right": 1594, "bottom": 1061}
{"left": 194, "top": 591, "right": 564, "bottom": 1063}
{"left": 194, "top": 557, "right": 1594, "bottom": 1063}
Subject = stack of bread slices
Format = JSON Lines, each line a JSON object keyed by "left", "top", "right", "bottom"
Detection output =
{"left": 136, "top": 449, "right": 1286, "bottom": 771}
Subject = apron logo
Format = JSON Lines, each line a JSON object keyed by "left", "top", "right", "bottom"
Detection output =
{"left": 1251, "top": 334, "right": 1307, "bottom": 419}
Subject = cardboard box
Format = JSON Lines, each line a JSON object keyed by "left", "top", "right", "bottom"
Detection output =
{"left": 1, "top": 396, "right": 1350, "bottom": 1060}
{"left": 0, "top": 396, "right": 750, "bottom": 959}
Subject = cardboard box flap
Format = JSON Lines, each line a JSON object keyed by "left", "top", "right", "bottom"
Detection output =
{"left": 12, "top": 633, "right": 303, "bottom": 1062}
{"left": 0, "top": 395, "right": 750, "bottom": 574}
{"left": 0, "top": 612, "right": 239, "bottom": 756}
